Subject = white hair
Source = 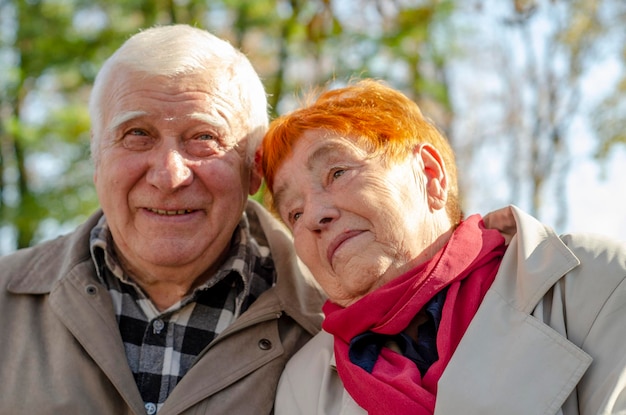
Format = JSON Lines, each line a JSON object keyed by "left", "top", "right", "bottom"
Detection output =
{"left": 88, "top": 24, "right": 268, "bottom": 166}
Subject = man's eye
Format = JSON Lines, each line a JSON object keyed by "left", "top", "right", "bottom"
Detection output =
{"left": 130, "top": 129, "right": 147, "bottom": 136}
{"left": 197, "top": 133, "right": 215, "bottom": 141}
{"left": 122, "top": 130, "right": 153, "bottom": 150}
{"left": 186, "top": 134, "right": 221, "bottom": 157}
{"left": 293, "top": 212, "right": 302, "bottom": 222}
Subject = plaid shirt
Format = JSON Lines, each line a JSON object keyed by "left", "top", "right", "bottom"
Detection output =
{"left": 89, "top": 213, "right": 275, "bottom": 414}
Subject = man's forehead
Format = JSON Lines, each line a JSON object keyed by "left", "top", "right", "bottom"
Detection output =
{"left": 108, "top": 109, "right": 229, "bottom": 130}
{"left": 109, "top": 70, "right": 238, "bottom": 110}
{"left": 103, "top": 71, "right": 248, "bottom": 139}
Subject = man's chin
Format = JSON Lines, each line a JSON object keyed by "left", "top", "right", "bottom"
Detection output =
{"left": 126, "top": 239, "right": 200, "bottom": 267}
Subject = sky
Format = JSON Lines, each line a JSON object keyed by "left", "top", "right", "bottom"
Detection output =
{"left": 565, "top": 147, "right": 626, "bottom": 242}
{"left": 461, "top": 143, "right": 626, "bottom": 243}
{"left": 563, "top": 29, "right": 626, "bottom": 242}
{"left": 454, "top": 1, "right": 626, "bottom": 244}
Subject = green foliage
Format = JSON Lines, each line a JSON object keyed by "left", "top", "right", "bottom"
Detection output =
{"left": 2, "top": 0, "right": 624, "bottom": 253}
{"left": 1, "top": 0, "right": 458, "bottom": 254}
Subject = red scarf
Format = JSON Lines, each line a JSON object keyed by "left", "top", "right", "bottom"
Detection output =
{"left": 322, "top": 215, "right": 506, "bottom": 414}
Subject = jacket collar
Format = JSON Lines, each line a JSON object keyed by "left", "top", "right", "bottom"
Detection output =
{"left": 243, "top": 200, "right": 325, "bottom": 335}
{"left": 7, "top": 202, "right": 325, "bottom": 335}
{"left": 492, "top": 205, "right": 581, "bottom": 313}
{"left": 6, "top": 202, "right": 325, "bottom": 415}
{"left": 6, "top": 210, "right": 146, "bottom": 414}
{"left": 7, "top": 210, "right": 103, "bottom": 295}
{"left": 435, "top": 206, "right": 591, "bottom": 414}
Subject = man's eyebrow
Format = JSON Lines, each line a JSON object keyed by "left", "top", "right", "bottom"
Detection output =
{"left": 108, "top": 111, "right": 148, "bottom": 133}
{"left": 189, "top": 112, "right": 229, "bottom": 132}
{"left": 107, "top": 111, "right": 229, "bottom": 133}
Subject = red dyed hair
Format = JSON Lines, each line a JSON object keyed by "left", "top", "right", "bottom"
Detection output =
{"left": 262, "top": 79, "right": 461, "bottom": 224}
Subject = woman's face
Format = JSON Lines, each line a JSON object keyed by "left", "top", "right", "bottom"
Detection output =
{"left": 272, "top": 130, "right": 449, "bottom": 307}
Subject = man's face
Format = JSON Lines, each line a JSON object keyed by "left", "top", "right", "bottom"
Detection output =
{"left": 93, "top": 70, "right": 259, "bottom": 281}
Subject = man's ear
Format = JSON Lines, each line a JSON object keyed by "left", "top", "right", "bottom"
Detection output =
{"left": 91, "top": 130, "right": 99, "bottom": 185}
{"left": 248, "top": 147, "right": 263, "bottom": 195}
{"left": 417, "top": 144, "right": 448, "bottom": 211}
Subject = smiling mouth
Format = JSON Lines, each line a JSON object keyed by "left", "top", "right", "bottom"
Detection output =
{"left": 327, "top": 230, "right": 363, "bottom": 264}
{"left": 147, "top": 208, "right": 195, "bottom": 216}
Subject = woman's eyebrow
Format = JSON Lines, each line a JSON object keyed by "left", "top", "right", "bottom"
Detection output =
{"left": 305, "top": 143, "right": 346, "bottom": 170}
{"left": 273, "top": 142, "right": 350, "bottom": 210}
{"left": 272, "top": 185, "right": 289, "bottom": 214}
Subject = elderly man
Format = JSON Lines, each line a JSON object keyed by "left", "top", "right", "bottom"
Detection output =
{"left": 0, "top": 25, "right": 324, "bottom": 414}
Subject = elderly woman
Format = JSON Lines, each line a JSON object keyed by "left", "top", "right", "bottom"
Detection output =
{"left": 261, "top": 79, "right": 626, "bottom": 415}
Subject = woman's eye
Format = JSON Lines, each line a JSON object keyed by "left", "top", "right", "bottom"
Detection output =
{"left": 284, "top": 211, "right": 302, "bottom": 227}
{"left": 332, "top": 169, "right": 346, "bottom": 180}
{"left": 292, "top": 212, "right": 302, "bottom": 222}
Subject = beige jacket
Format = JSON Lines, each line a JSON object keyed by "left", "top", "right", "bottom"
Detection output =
{"left": 275, "top": 206, "right": 626, "bottom": 415}
{"left": 0, "top": 200, "right": 325, "bottom": 415}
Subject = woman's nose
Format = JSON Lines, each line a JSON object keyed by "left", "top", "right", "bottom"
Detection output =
{"left": 146, "top": 147, "right": 193, "bottom": 192}
{"left": 303, "top": 198, "right": 339, "bottom": 232}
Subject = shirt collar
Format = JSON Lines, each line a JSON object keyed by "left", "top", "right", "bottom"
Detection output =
{"left": 89, "top": 213, "right": 274, "bottom": 312}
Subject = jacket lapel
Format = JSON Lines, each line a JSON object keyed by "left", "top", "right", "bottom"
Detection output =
{"left": 48, "top": 262, "right": 146, "bottom": 415}
{"left": 156, "top": 202, "right": 325, "bottom": 414}
{"left": 7, "top": 212, "right": 146, "bottom": 415}
{"left": 436, "top": 206, "right": 591, "bottom": 414}
{"left": 436, "top": 288, "right": 591, "bottom": 414}
{"left": 157, "top": 291, "right": 285, "bottom": 414}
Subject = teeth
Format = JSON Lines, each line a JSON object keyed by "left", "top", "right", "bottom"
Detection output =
{"left": 149, "top": 208, "right": 192, "bottom": 215}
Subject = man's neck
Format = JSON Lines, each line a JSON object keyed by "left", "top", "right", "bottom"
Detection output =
{"left": 137, "top": 279, "right": 197, "bottom": 311}
{"left": 121, "top": 256, "right": 223, "bottom": 311}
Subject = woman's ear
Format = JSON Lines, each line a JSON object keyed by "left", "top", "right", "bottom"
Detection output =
{"left": 248, "top": 147, "right": 263, "bottom": 195}
{"left": 417, "top": 144, "right": 448, "bottom": 211}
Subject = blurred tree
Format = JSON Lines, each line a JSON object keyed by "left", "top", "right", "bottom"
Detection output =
{"left": 0, "top": 0, "right": 210, "bottom": 252}
{"left": 592, "top": 2, "right": 626, "bottom": 161}
{"left": 450, "top": 0, "right": 626, "bottom": 229}
{"left": 1, "top": 0, "right": 107, "bottom": 250}
{"left": 0, "top": 0, "right": 452, "bottom": 253}
{"left": 1, "top": 0, "right": 624, "bottom": 253}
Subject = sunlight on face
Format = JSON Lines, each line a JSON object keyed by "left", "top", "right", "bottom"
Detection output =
{"left": 94, "top": 71, "right": 255, "bottom": 283}
{"left": 273, "top": 130, "right": 443, "bottom": 306}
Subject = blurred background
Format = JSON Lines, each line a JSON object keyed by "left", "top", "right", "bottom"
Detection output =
{"left": 0, "top": 0, "right": 624, "bottom": 254}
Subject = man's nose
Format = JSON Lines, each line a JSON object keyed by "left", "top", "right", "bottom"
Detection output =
{"left": 146, "top": 147, "right": 193, "bottom": 192}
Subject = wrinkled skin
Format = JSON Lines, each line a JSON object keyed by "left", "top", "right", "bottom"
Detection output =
{"left": 93, "top": 71, "right": 260, "bottom": 309}
{"left": 272, "top": 130, "right": 451, "bottom": 307}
